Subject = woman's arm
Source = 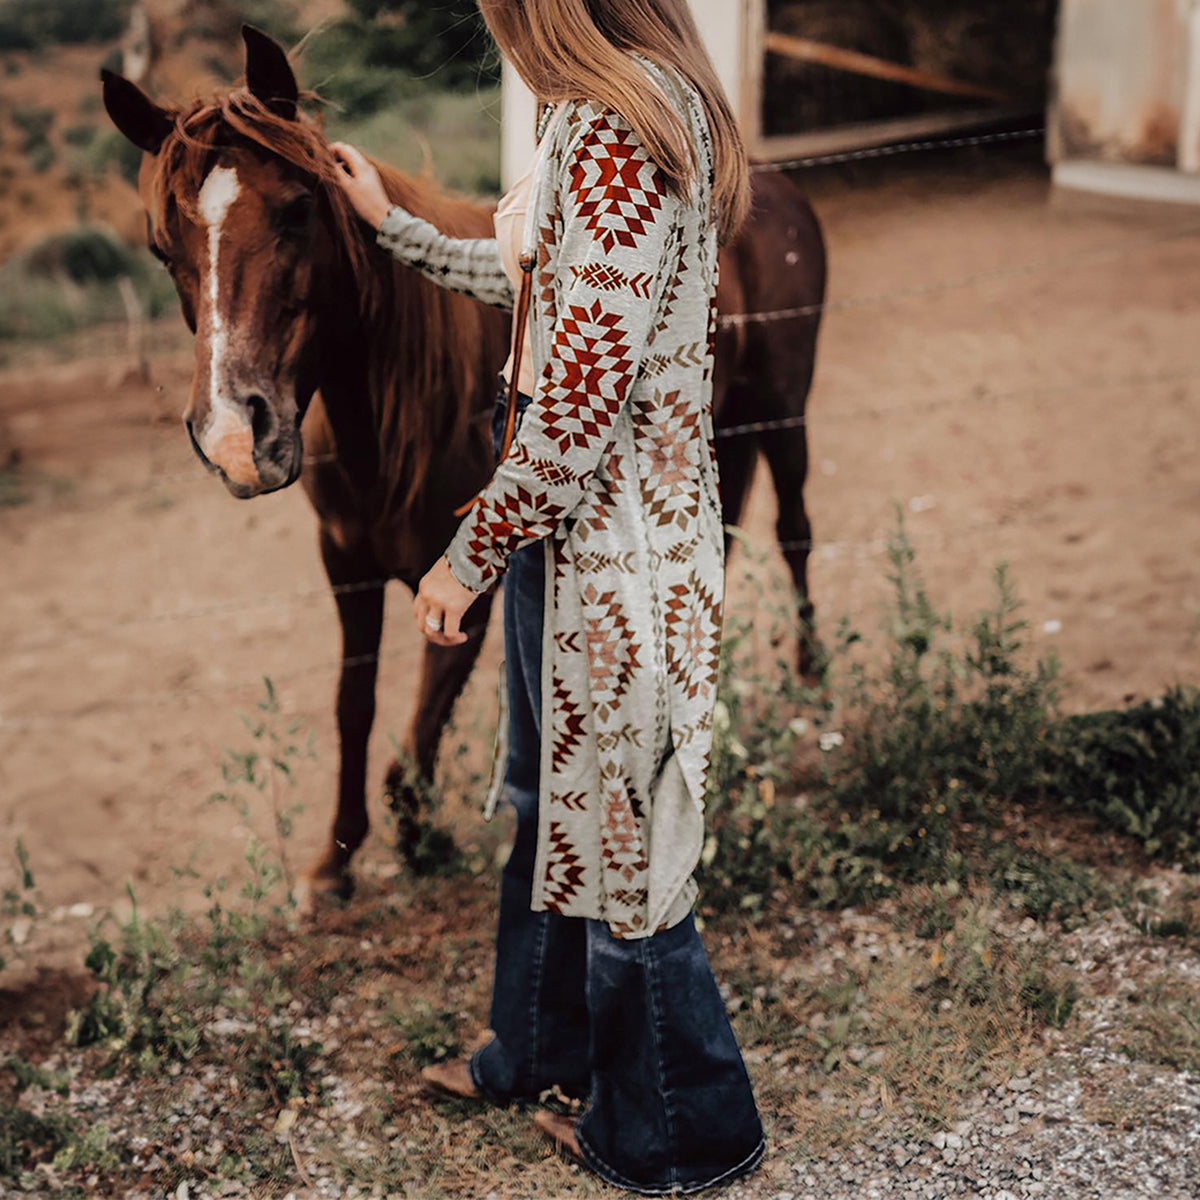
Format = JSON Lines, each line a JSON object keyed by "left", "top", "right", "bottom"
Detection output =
{"left": 331, "top": 142, "right": 514, "bottom": 312}
{"left": 376, "top": 206, "right": 514, "bottom": 312}
{"left": 442, "top": 100, "right": 682, "bottom": 594}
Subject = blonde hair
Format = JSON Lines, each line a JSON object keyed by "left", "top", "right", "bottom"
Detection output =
{"left": 477, "top": 0, "right": 750, "bottom": 243}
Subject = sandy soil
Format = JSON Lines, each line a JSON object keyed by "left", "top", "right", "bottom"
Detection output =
{"left": 2, "top": 148, "right": 1199, "bottom": 964}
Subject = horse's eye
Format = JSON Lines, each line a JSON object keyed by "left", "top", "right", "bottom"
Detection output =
{"left": 279, "top": 192, "right": 314, "bottom": 232}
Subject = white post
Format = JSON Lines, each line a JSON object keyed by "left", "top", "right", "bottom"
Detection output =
{"left": 501, "top": 56, "right": 538, "bottom": 191}
{"left": 1180, "top": 0, "right": 1200, "bottom": 173}
{"left": 499, "top": 0, "right": 752, "bottom": 188}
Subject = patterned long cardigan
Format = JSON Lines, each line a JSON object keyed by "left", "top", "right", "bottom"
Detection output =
{"left": 378, "top": 58, "right": 724, "bottom": 938}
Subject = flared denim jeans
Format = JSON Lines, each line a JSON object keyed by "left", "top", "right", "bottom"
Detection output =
{"left": 468, "top": 385, "right": 764, "bottom": 1194}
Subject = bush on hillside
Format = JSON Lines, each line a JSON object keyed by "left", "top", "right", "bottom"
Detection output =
{"left": 0, "top": 0, "right": 132, "bottom": 51}
{"left": 299, "top": 2, "right": 498, "bottom": 120}
{"left": 25, "top": 227, "right": 140, "bottom": 284}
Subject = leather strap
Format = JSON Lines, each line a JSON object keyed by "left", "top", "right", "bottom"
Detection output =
{"left": 455, "top": 251, "right": 536, "bottom": 518}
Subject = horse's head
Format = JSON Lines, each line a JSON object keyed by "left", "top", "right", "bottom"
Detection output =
{"left": 102, "top": 27, "right": 361, "bottom": 498}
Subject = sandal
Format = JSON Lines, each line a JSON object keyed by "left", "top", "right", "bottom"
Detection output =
{"left": 533, "top": 1109, "right": 582, "bottom": 1161}
{"left": 420, "top": 1058, "right": 480, "bottom": 1100}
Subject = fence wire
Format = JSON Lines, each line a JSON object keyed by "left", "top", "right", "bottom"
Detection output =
{"left": 749, "top": 126, "right": 1046, "bottom": 175}
{"left": 2, "top": 125, "right": 1199, "bottom": 731}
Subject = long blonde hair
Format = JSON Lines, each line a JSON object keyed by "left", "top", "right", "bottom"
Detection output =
{"left": 477, "top": 0, "right": 750, "bottom": 242}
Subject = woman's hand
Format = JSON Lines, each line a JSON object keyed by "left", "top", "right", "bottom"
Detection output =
{"left": 330, "top": 142, "right": 393, "bottom": 230}
{"left": 414, "top": 557, "right": 480, "bottom": 647}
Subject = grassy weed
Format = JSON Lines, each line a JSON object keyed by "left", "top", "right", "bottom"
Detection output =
{"left": 1119, "top": 975, "right": 1200, "bottom": 1072}
{"left": 706, "top": 517, "right": 1200, "bottom": 924}
{"left": 0, "top": 226, "right": 177, "bottom": 342}
{"left": 1042, "top": 688, "right": 1200, "bottom": 868}
{"left": 1, "top": 840, "right": 39, "bottom": 971}
{"left": 67, "top": 681, "right": 313, "bottom": 1074}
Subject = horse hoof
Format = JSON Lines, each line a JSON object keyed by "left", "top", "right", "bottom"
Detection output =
{"left": 296, "top": 861, "right": 355, "bottom": 918}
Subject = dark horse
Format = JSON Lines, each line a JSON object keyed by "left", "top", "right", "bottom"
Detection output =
{"left": 102, "top": 26, "right": 825, "bottom": 902}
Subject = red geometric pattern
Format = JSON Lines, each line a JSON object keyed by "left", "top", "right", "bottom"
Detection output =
{"left": 600, "top": 779, "right": 648, "bottom": 885}
{"left": 582, "top": 583, "right": 641, "bottom": 723}
{"left": 539, "top": 301, "right": 635, "bottom": 454}
{"left": 550, "top": 670, "right": 587, "bottom": 771}
{"left": 570, "top": 109, "right": 667, "bottom": 253}
{"left": 543, "top": 821, "right": 585, "bottom": 913}
{"left": 576, "top": 453, "right": 628, "bottom": 535}
{"left": 663, "top": 570, "right": 723, "bottom": 702}
{"left": 664, "top": 535, "right": 699, "bottom": 564}
{"left": 574, "top": 549, "right": 637, "bottom": 575}
{"left": 460, "top": 483, "right": 567, "bottom": 578}
{"left": 572, "top": 262, "right": 654, "bottom": 298}
{"left": 551, "top": 790, "right": 588, "bottom": 811}
{"left": 631, "top": 390, "right": 703, "bottom": 530}
{"left": 596, "top": 723, "right": 645, "bottom": 753}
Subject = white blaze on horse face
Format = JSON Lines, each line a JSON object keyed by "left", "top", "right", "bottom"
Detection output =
{"left": 196, "top": 165, "right": 258, "bottom": 488}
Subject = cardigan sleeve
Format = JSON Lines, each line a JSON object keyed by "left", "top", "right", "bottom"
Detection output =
{"left": 376, "top": 206, "right": 515, "bottom": 312}
{"left": 444, "top": 101, "right": 681, "bottom": 593}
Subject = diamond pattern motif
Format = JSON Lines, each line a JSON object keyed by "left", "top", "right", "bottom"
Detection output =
{"left": 439, "top": 76, "right": 724, "bottom": 938}
{"left": 570, "top": 117, "right": 666, "bottom": 253}
{"left": 539, "top": 302, "right": 634, "bottom": 454}
{"left": 664, "top": 570, "right": 722, "bottom": 702}
{"left": 632, "top": 390, "right": 703, "bottom": 530}
{"left": 582, "top": 583, "right": 641, "bottom": 723}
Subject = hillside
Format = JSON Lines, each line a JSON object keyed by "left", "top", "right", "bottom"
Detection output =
{"left": 0, "top": 0, "right": 499, "bottom": 270}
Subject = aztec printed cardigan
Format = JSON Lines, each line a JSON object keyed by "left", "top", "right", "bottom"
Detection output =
{"left": 377, "top": 59, "right": 723, "bottom": 938}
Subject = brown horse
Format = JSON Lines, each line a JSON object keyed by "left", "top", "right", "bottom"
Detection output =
{"left": 101, "top": 26, "right": 825, "bottom": 900}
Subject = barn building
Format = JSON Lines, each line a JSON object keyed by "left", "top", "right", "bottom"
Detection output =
{"left": 504, "top": 1, "right": 1198, "bottom": 208}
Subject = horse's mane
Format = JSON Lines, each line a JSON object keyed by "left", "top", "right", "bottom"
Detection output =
{"left": 153, "top": 86, "right": 498, "bottom": 515}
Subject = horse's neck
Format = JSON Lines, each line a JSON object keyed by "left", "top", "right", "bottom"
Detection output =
{"left": 316, "top": 168, "right": 496, "bottom": 511}
{"left": 315, "top": 326, "right": 379, "bottom": 488}
{"left": 379, "top": 164, "right": 494, "bottom": 239}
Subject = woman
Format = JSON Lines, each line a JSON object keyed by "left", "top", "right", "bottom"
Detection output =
{"left": 333, "top": 0, "right": 762, "bottom": 1190}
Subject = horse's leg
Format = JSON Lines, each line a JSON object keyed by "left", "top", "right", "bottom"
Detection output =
{"left": 757, "top": 399, "right": 820, "bottom": 680}
{"left": 715, "top": 385, "right": 760, "bottom": 538}
{"left": 303, "top": 529, "right": 386, "bottom": 902}
{"left": 385, "top": 589, "right": 496, "bottom": 869}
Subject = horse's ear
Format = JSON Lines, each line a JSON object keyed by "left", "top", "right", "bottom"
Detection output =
{"left": 242, "top": 24, "right": 298, "bottom": 121}
{"left": 100, "top": 68, "right": 173, "bottom": 154}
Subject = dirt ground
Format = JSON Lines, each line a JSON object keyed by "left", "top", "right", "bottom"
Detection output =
{"left": 2, "top": 146, "right": 1199, "bottom": 964}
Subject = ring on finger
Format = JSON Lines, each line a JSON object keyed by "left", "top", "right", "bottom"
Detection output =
{"left": 424, "top": 612, "right": 443, "bottom": 633}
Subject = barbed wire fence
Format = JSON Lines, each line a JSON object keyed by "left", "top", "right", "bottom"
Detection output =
{"left": 2, "top": 125, "right": 1198, "bottom": 733}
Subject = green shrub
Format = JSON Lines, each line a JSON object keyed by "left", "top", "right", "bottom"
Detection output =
{"left": 702, "top": 518, "right": 1063, "bottom": 914}
{"left": 25, "top": 226, "right": 138, "bottom": 283}
{"left": 1042, "top": 688, "right": 1200, "bottom": 867}
{"left": 388, "top": 1001, "right": 461, "bottom": 1067}
{"left": 825, "top": 524, "right": 1058, "bottom": 876}
{"left": 988, "top": 847, "right": 1108, "bottom": 925}
{"left": 299, "top": 6, "right": 499, "bottom": 124}
{"left": 0, "top": 225, "right": 177, "bottom": 342}
{"left": 86, "top": 128, "right": 143, "bottom": 185}
{"left": 344, "top": 0, "right": 498, "bottom": 91}
{"left": 0, "top": 0, "right": 132, "bottom": 51}
{"left": 61, "top": 122, "right": 97, "bottom": 148}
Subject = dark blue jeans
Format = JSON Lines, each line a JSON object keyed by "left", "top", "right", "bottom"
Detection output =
{"left": 468, "top": 383, "right": 764, "bottom": 1194}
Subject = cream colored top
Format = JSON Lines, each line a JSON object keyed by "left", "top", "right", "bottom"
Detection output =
{"left": 494, "top": 151, "right": 540, "bottom": 395}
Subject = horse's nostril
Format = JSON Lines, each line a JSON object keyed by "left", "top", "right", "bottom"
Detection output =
{"left": 245, "top": 393, "right": 273, "bottom": 445}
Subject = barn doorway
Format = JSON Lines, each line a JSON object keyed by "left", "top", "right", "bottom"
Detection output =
{"left": 760, "top": 0, "right": 1056, "bottom": 153}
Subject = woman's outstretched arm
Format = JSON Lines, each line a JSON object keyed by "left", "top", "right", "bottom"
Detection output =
{"left": 332, "top": 142, "right": 515, "bottom": 312}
